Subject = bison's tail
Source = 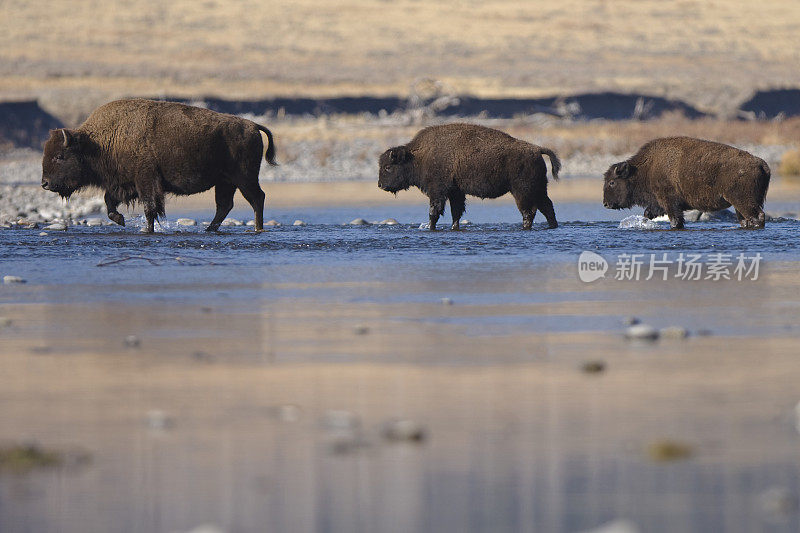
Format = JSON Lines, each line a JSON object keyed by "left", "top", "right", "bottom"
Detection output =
{"left": 256, "top": 125, "right": 278, "bottom": 166}
{"left": 758, "top": 160, "right": 771, "bottom": 207}
{"left": 539, "top": 148, "right": 561, "bottom": 181}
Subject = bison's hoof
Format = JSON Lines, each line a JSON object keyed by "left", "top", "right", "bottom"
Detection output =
{"left": 108, "top": 213, "right": 125, "bottom": 226}
{"left": 205, "top": 225, "right": 219, "bottom": 232}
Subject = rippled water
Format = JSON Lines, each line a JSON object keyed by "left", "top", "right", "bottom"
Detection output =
{"left": 2, "top": 201, "right": 800, "bottom": 533}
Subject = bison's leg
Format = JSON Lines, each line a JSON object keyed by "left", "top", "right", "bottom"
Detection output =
{"left": 643, "top": 205, "right": 665, "bottom": 220}
{"left": 538, "top": 196, "right": 558, "bottom": 229}
{"left": 449, "top": 191, "right": 466, "bottom": 230}
{"left": 513, "top": 199, "right": 536, "bottom": 230}
{"left": 104, "top": 191, "right": 125, "bottom": 226}
{"left": 428, "top": 196, "right": 446, "bottom": 231}
{"left": 665, "top": 202, "right": 685, "bottom": 230}
{"left": 733, "top": 205, "right": 766, "bottom": 229}
{"left": 237, "top": 183, "right": 266, "bottom": 231}
{"left": 207, "top": 183, "right": 236, "bottom": 232}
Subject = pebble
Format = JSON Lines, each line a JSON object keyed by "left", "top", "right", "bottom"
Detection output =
{"left": 272, "top": 404, "right": 302, "bottom": 423}
{"left": 660, "top": 326, "right": 689, "bottom": 339}
{"left": 378, "top": 218, "right": 399, "bottom": 225}
{"left": 85, "top": 218, "right": 104, "bottom": 227}
{"left": 759, "top": 487, "right": 798, "bottom": 516}
{"left": 145, "top": 410, "right": 174, "bottom": 430}
{"left": 326, "top": 432, "right": 368, "bottom": 455}
{"left": 353, "top": 325, "right": 370, "bottom": 335}
{"left": 176, "top": 218, "right": 197, "bottom": 226}
{"left": 221, "top": 218, "right": 242, "bottom": 226}
{"left": 441, "top": 297, "right": 453, "bottom": 305}
{"left": 38, "top": 231, "right": 48, "bottom": 236}
{"left": 623, "top": 316, "right": 640, "bottom": 326}
{"left": 647, "top": 439, "right": 693, "bottom": 462}
{"left": 794, "top": 401, "right": 800, "bottom": 435}
{"left": 3, "top": 275, "right": 26, "bottom": 284}
{"left": 461, "top": 219, "right": 471, "bottom": 225}
{"left": 0, "top": 317, "right": 12, "bottom": 327}
{"left": 579, "top": 519, "right": 641, "bottom": 533}
{"left": 624, "top": 324, "right": 659, "bottom": 341}
{"left": 321, "top": 410, "right": 360, "bottom": 431}
{"left": 44, "top": 222, "right": 66, "bottom": 231}
{"left": 581, "top": 360, "right": 606, "bottom": 374}
{"left": 123, "top": 335, "right": 141, "bottom": 348}
{"left": 293, "top": 220, "right": 306, "bottom": 226}
{"left": 265, "top": 220, "right": 281, "bottom": 226}
{"left": 382, "top": 419, "right": 427, "bottom": 443}
{"left": 245, "top": 220, "right": 255, "bottom": 226}
{"left": 349, "top": 218, "right": 370, "bottom": 225}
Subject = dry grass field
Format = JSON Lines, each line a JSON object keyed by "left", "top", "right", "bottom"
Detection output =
{"left": 2, "top": 0, "right": 800, "bottom": 117}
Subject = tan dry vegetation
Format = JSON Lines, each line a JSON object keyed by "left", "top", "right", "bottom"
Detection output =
{"left": 2, "top": 0, "right": 800, "bottom": 116}
{"left": 779, "top": 148, "right": 800, "bottom": 177}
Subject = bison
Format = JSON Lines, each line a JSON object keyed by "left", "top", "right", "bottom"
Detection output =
{"left": 41, "top": 98, "right": 277, "bottom": 232}
{"left": 603, "top": 137, "right": 770, "bottom": 229}
{"left": 378, "top": 123, "right": 560, "bottom": 230}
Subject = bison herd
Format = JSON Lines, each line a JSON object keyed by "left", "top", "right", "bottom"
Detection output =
{"left": 42, "top": 98, "right": 771, "bottom": 231}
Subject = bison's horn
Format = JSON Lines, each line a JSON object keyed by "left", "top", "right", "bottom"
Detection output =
{"left": 61, "top": 129, "right": 69, "bottom": 147}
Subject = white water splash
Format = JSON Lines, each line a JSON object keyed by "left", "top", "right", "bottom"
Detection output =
{"left": 618, "top": 215, "right": 660, "bottom": 229}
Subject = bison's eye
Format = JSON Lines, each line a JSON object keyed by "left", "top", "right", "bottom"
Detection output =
{"left": 54, "top": 154, "right": 64, "bottom": 162}
{"left": 608, "top": 180, "right": 616, "bottom": 188}
{"left": 383, "top": 165, "right": 392, "bottom": 171}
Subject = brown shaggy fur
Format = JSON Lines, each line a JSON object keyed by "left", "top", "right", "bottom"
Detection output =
{"left": 603, "top": 136, "right": 771, "bottom": 229}
{"left": 41, "top": 99, "right": 277, "bottom": 232}
{"left": 378, "top": 123, "right": 560, "bottom": 230}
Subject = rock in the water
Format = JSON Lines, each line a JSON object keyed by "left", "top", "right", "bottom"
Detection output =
{"left": 759, "top": 487, "right": 798, "bottom": 515}
{"left": 176, "top": 218, "right": 197, "bottom": 226}
{"left": 378, "top": 218, "right": 399, "bottom": 225}
{"left": 44, "top": 222, "right": 67, "bottom": 231}
{"left": 382, "top": 419, "right": 427, "bottom": 443}
{"left": 245, "top": 219, "right": 255, "bottom": 226}
{"left": 145, "top": 410, "right": 174, "bottom": 430}
{"left": 461, "top": 219, "right": 471, "bottom": 225}
{"left": 3, "top": 275, "right": 26, "bottom": 284}
{"left": 326, "top": 432, "right": 369, "bottom": 455}
{"left": 578, "top": 519, "right": 641, "bottom": 533}
{"left": 322, "top": 410, "right": 360, "bottom": 431}
{"left": 660, "top": 326, "right": 688, "bottom": 339}
{"left": 272, "top": 404, "right": 302, "bottom": 423}
{"left": 581, "top": 360, "right": 606, "bottom": 374}
{"left": 0, "top": 317, "right": 12, "bottom": 327}
{"left": 353, "top": 325, "right": 369, "bottom": 335}
{"left": 38, "top": 231, "right": 48, "bottom": 236}
{"left": 293, "top": 220, "right": 306, "bottom": 226}
{"left": 441, "top": 297, "right": 453, "bottom": 305}
{"left": 625, "top": 324, "right": 659, "bottom": 341}
{"left": 623, "top": 316, "right": 640, "bottom": 326}
{"left": 123, "top": 335, "right": 141, "bottom": 348}
{"left": 647, "top": 439, "right": 693, "bottom": 462}
{"left": 265, "top": 220, "right": 281, "bottom": 226}
{"left": 86, "top": 218, "right": 104, "bottom": 227}
{"left": 349, "top": 218, "right": 370, "bottom": 225}
{"left": 221, "top": 218, "right": 242, "bottom": 226}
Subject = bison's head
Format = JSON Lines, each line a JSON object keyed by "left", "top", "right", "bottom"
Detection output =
{"left": 41, "top": 129, "right": 92, "bottom": 198}
{"left": 378, "top": 146, "right": 413, "bottom": 193}
{"left": 602, "top": 161, "right": 636, "bottom": 209}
